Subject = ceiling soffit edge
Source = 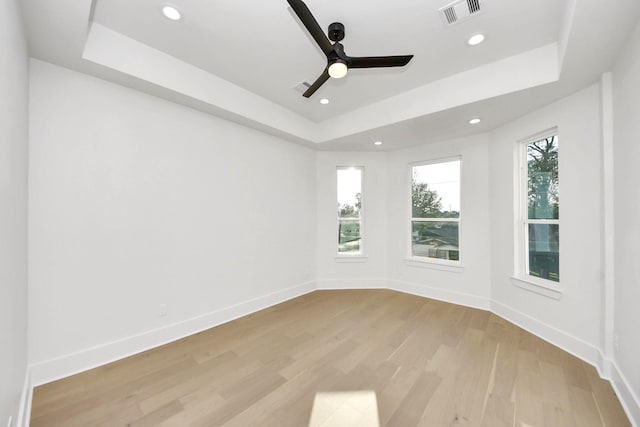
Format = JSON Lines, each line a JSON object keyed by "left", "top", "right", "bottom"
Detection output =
{"left": 83, "top": 22, "right": 560, "bottom": 145}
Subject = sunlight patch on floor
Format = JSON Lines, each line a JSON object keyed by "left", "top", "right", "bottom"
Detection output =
{"left": 308, "top": 390, "right": 380, "bottom": 427}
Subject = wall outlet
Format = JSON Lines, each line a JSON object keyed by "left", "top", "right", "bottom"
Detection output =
{"left": 159, "top": 304, "right": 167, "bottom": 317}
{"left": 614, "top": 333, "right": 620, "bottom": 350}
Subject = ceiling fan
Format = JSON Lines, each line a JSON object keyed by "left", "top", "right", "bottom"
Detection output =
{"left": 287, "top": 0, "right": 414, "bottom": 98}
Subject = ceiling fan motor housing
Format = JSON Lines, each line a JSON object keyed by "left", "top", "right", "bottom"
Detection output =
{"left": 328, "top": 22, "right": 345, "bottom": 42}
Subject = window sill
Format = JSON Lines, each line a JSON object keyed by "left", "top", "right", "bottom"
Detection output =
{"left": 511, "top": 276, "right": 563, "bottom": 300}
{"left": 335, "top": 256, "right": 368, "bottom": 263}
{"left": 404, "top": 259, "right": 464, "bottom": 273}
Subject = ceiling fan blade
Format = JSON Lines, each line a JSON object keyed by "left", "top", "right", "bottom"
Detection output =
{"left": 287, "top": 0, "right": 333, "bottom": 56}
{"left": 303, "top": 68, "right": 330, "bottom": 98}
{"left": 348, "top": 55, "right": 414, "bottom": 69}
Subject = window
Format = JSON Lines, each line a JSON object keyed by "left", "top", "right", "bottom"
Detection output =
{"left": 337, "top": 167, "right": 363, "bottom": 254}
{"left": 520, "top": 133, "right": 559, "bottom": 283}
{"left": 410, "top": 158, "right": 460, "bottom": 262}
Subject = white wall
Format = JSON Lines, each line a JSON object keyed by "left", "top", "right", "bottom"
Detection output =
{"left": 612, "top": 20, "right": 640, "bottom": 423}
{"left": 488, "top": 84, "right": 605, "bottom": 364}
{"left": 28, "top": 60, "right": 316, "bottom": 383}
{"left": 386, "top": 135, "right": 492, "bottom": 307}
{"left": 0, "top": 0, "right": 29, "bottom": 424}
{"left": 315, "top": 152, "right": 388, "bottom": 288}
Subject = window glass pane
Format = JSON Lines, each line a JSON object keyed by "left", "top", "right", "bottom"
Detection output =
{"left": 338, "top": 220, "right": 361, "bottom": 253}
{"left": 337, "top": 168, "right": 362, "bottom": 219}
{"left": 412, "top": 160, "right": 460, "bottom": 218}
{"left": 528, "top": 223, "right": 559, "bottom": 282}
{"left": 527, "top": 136, "right": 559, "bottom": 220}
{"left": 411, "top": 221, "right": 459, "bottom": 260}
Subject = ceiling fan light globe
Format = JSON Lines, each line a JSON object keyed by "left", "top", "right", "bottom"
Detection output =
{"left": 328, "top": 61, "right": 348, "bottom": 79}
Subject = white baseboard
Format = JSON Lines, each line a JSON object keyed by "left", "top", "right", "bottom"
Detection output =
{"left": 481, "top": 298, "right": 640, "bottom": 426}
{"left": 390, "top": 279, "right": 491, "bottom": 311}
{"left": 611, "top": 361, "right": 640, "bottom": 427}
{"left": 17, "top": 368, "right": 32, "bottom": 427}
{"left": 29, "top": 281, "right": 315, "bottom": 386}
{"left": 24, "top": 279, "right": 639, "bottom": 427}
{"left": 491, "top": 299, "right": 603, "bottom": 372}
{"left": 315, "top": 278, "right": 389, "bottom": 290}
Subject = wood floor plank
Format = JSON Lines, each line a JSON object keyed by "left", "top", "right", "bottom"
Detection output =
{"left": 514, "top": 369, "right": 545, "bottom": 426}
{"left": 160, "top": 392, "right": 226, "bottom": 427}
{"left": 126, "top": 400, "right": 184, "bottom": 427}
{"left": 30, "top": 290, "right": 631, "bottom": 426}
{"left": 135, "top": 351, "right": 241, "bottom": 414}
{"left": 223, "top": 367, "right": 325, "bottom": 427}
{"left": 567, "top": 385, "right": 607, "bottom": 427}
{"left": 387, "top": 371, "right": 441, "bottom": 426}
{"left": 377, "top": 366, "right": 423, "bottom": 425}
{"left": 582, "top": 363, "right": 631, "bottom": 426}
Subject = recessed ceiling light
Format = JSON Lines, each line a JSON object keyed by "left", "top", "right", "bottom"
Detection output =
{"left": 162, "top": 5, "right": 181, "bottom": 21}
{"left": 320, "top": 98, "right": 330, "bottom": 105}
{"left": 469, "top": 118, "right": 481, "bottom": 124}
{"left": 468, "top": 33, "right": 485, "bottom": 46}
{"left": 374, "top": 141, "right": 383, "bottom": 146}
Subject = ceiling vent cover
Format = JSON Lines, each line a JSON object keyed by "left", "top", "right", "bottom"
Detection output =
{"left": 439, "top": 0, "right": 482, "bottom": 25}
{"left": 293, "top": 81, "right": 311, "bottom": 94}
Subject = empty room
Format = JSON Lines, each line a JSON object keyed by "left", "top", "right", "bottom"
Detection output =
{"left": 2, "top": 0, "right": 640, "bottom": 425}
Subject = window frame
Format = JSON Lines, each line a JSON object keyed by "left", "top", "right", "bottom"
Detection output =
{"left": 336, "top": 166, "right": 365, "bottom": 257}
{"left": 407, "top": 156, "right": 462, "bottom": 266}
{"left": 515, "top": 129, "right": 561, "bottom": 289}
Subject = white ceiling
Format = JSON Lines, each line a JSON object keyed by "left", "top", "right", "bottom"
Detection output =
{"left": 20, "top": 0, "right": 640, "bottom": 150}
{"left": 92, "top": 0, "right": 562, "bottom": 122}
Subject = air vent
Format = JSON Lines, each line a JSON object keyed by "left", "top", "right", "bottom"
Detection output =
{"left": 439, "top": 0, "right": 483, "bottom": 25}
{"left": 293, "top": 81, "right": 311, "bottom": 94}
{"left": 443, "top": 7, "right": 457, "bottom": 24}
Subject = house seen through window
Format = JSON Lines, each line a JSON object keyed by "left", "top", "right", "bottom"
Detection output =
{"left": 410, "top": 159, "right": 460, "bottom": 262}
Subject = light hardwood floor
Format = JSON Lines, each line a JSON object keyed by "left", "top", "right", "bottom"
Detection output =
{"left": 31, "top": 290, "right": 630, "bottom": 426}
